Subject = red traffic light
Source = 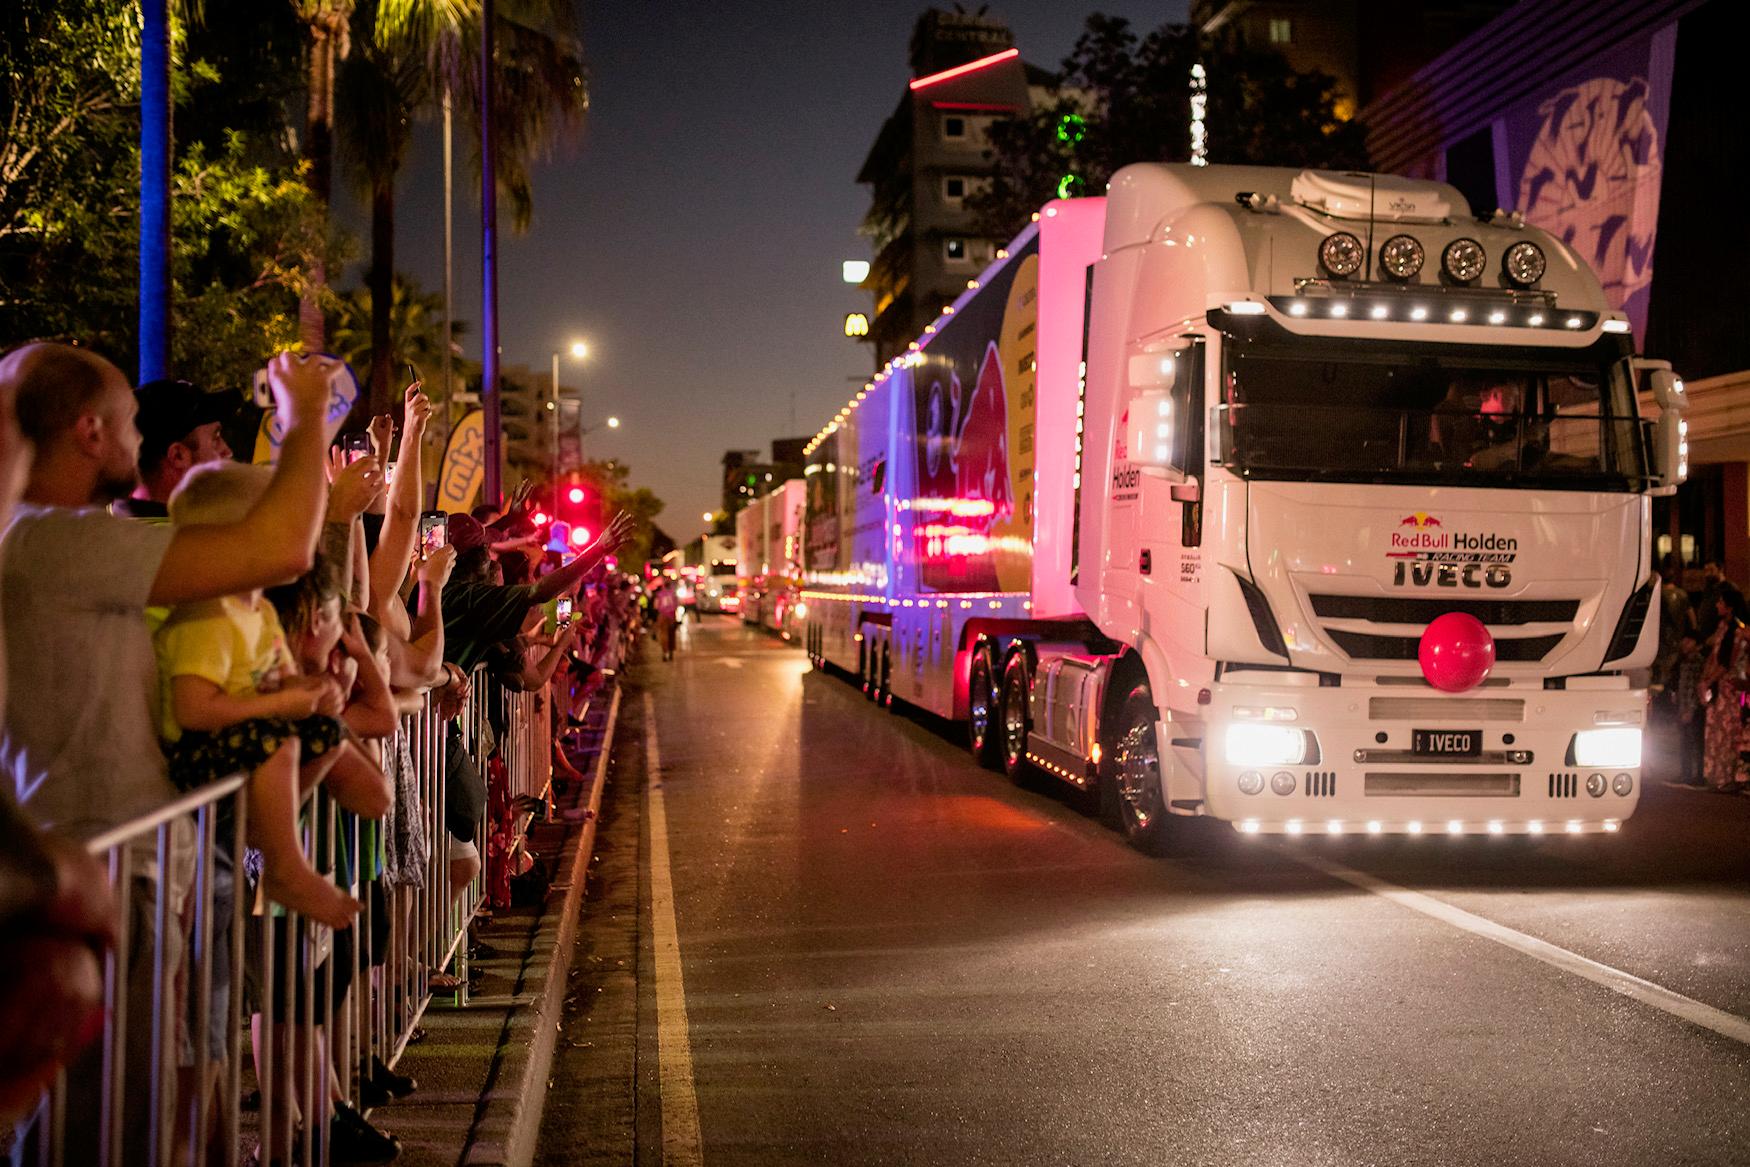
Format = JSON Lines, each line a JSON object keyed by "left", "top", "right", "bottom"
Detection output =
{"left": 567, "top": 486, "right": 586, "bottom": 504}
{"left": 531, "top": 510, "right": 550, "bottom": 526}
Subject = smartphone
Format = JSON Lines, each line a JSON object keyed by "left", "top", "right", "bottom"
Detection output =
{"left": 419, "top": 510, "right": 448, "bottom": 555}
{"left": 251, "top": 367, "right": 272, "bottom": 408}
{"left": 406, "top": 360, "right": 421, "bottom": 387}
{"left": 342, "top": 432, "right": 371, "bottom": 465}
{"left": 556, "top": 596, "right": 574, "bottom": 623}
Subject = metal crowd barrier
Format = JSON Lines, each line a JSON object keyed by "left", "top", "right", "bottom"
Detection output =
{"left": 13, "top": 661, "right": 563, "bottom": 1167}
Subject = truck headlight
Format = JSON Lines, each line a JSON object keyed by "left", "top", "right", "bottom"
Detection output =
{"left": 1226, "top": 725, "right": 1317, "bottom": 767}
{"left": 1572, "top": 728, "right": 1642, "bottom": 769}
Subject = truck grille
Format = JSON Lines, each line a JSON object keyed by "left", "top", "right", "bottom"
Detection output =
{"left": 1328, "top": 630, "right": 1564, "bottom": 662}
{"left": 1309, "top": 595, "right": 1579, "bottom": 625}
{"left": 1548, "top": 772, "right": 1579, "bottom": 799}
{"left": 1369, "top": 697, "right": 1524, "bottom": 722}
{"left": 1305, "top": 772, "right": 1337, "bottom": 797}
{"left": 1364, "top": 772, "right": 1521, "bottom": 797}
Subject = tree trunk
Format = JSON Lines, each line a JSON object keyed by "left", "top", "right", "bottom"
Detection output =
{"left": 480, "top": 0, "right": 502, "bottom": 507}
{"left": 299, "top": 19, "right": 336, "bottom": 353}
{"left": 368, "top": 174, "right": 395, "bottom": 419}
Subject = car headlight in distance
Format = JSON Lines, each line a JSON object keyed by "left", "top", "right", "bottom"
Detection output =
{"left": 1226, "top": 724, "right": 1312, "bottom": 767}
{"left": 1379, "top": 234, "right": 1424, "bottom": 279}
{"left": 1573, "top": 727, "right": 1642, "bottom": 769}
{"left": 1319, "top": 232, "right": 1364, "bottom": 278}
{"left": 1502, "top": 240, "right": 1547, "bottom": 287}
{"left": 1442, "top": 237, "right": 1485, "bottom": 283}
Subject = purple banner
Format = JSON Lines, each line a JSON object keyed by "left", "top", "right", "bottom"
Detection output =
{"left": 1498, "top": 22, "right": 1678, "bottom": 343}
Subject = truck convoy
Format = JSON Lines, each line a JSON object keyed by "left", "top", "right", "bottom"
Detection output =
{"left": 691, "top": 535, "right": 740, "bottom": 614}
{"left": 799, "top": 163, "right": 1688, "bottom": 846}
{"left": 736, "top": 480, "right": 805, "bottom": 632}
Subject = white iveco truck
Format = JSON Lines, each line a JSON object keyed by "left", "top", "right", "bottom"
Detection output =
{"left": 799, "top": 163, "right": 1688, "bottom": 846}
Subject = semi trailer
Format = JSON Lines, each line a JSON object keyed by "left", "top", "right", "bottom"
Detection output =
{"left": 799, "top": 163, "right": 1688, "bottom": 846}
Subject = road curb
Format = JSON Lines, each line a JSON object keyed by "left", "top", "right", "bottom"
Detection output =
{"left": 467, "top": 682, "right": 622, "bottom": 1167}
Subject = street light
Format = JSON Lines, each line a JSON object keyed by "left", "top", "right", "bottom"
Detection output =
{"left": 570, "top": 341, "right": 589, "bottom": 360}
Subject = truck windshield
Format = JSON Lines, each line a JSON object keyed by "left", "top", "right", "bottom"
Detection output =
{"left": 1217, "top": 342, "right": 1646, "bottom": 491}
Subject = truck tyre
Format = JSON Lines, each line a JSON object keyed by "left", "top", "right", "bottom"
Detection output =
{"left": 1111, "top": 684, "right": 1170, "bottom": 852}
{"left": 967, "top": 647, "right": 1002, "bottom": 770}
{"left": 999, "top": 654, "right": 1036, "bottom": 787}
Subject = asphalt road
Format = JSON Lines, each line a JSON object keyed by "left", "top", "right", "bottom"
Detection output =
{"left": 538, "top": 616, "right": 1750, "bottom": 1167}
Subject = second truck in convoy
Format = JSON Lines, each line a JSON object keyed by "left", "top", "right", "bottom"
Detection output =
{"left": 799, "top": 163, "right": 1688, "bottom": 846}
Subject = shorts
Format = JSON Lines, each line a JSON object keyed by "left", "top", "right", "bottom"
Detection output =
{"left": 244, "top": 914, "right": 356, "bottom": 1024}
{"left": 448, "top": 837, "right": 480, "bottom": 862}
{"left": 169, "top": 714, "right": 344, "bottom": 792}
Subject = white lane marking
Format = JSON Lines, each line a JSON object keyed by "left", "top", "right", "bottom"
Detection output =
{"left": 1289, "top": 850, "right": 1750, "bottom": 1047}
{"left": 646, "top": 692, "right": 705, "bottom": 1165}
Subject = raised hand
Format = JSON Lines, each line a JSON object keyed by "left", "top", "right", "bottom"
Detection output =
{"left": 328, "top": 456, "right": 386, "bottom": 520}
{"left": 367, "top": 413, "right": 396, "bottom": 468}
{"left": 268, "top": 351, "right": 336, "bottom": 426}
{"left": 418, "top": 542, "right": 458, "bottom": 586}
{"left": 404, "top": 381, "right": 433, "bottom": 440}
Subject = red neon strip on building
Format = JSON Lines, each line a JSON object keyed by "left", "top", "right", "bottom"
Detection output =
{"left": 908, "top": 48, "right": 1020, "bottom": 91}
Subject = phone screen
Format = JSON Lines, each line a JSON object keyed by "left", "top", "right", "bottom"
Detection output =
{"left": 406, "top": 361, "right": 420, "bottom": 386}
{"left": 343, "top": 433, "right": 371, "bottom": 465}
{"left": 556, "top": 596, "right": 573, "bottom": 622}
{"left": 419, "top": 512, "right": 447, "bottom": 554}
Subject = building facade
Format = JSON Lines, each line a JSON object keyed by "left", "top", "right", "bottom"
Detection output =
{"left": 857, "top": 8, "right": 1055, "bottom": 368}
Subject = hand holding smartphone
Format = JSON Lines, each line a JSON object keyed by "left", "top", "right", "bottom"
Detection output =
{"left": 556, "top": 595, "right": 574, "bottom": 623}
{"left": 342, "top": 432, "right": 372, "bottom": 465}
{"left": 418, "top": 510, "right": 448, "bottom": 557}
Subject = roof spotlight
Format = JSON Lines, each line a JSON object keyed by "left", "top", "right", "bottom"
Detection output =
{"left": 1441, "top": 237, "right": 1486, "bottom": 283}
{"left": 1319, "top": 231, "right": 1364, "bottom": 278}
{"left": 1379, "top": 234, "right": 1424, "bottom": 280}
{"left": 1502, "top": 240, "right": 1547, "bottom": 287}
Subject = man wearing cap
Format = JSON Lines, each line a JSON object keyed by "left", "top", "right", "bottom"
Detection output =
{"left": 113, "top": 378, "right": 237, "bottom": 519}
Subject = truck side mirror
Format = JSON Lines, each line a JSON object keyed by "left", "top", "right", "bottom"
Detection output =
{"left": 1125, "top": 390, "right": 1175, "bottom": 468}
{"left": 1633, "top": 357, "right": 1688, "bottom": 494}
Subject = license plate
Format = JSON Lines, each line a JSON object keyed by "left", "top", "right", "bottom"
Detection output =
{"left": 1412, "top": 729, "right": 1481, "bottom": 757}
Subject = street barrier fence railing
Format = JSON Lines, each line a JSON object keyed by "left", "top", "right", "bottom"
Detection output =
{"left": 13, "top": 663, "right": 559, "bottom": 1167}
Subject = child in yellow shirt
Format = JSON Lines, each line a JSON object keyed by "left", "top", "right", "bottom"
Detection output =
{"left": 155, "top": 463, "right": 359, "bottom": 929}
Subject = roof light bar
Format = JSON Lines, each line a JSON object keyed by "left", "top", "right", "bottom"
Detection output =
{"left": 909, "top": 48, "right": 1020, "bottom": 91}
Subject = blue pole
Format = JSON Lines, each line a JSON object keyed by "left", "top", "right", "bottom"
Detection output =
{"left": 138, "top": 0, "right": 172, "bottom": 382}
{"left": 480, "top": 0, "right": 502, "bottom": 508}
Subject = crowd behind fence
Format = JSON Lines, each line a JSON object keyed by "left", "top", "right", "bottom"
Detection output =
{"left": 14, "top": 661, "right": 584, "bottom": 1167}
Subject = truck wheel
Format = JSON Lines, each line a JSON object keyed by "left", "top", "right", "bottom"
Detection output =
{"left": 1111, "top": 685, "right": 1169, "bottom": 852}
{"left": 1000, "top": 654, "right": 1036, "bottom": 787}
{"left": 880, "top": 644, "right": 895, "bottom": 710}
{"left": 967, "top": 648, "right": 1002, "bottom": 769}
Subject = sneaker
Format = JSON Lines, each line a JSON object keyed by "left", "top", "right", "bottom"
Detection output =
{"left": 330, "top": 1102, "right": 400, "bottom": 1164}
{"left": 369, "top": 1055, "right": 417, "bottom": 1100}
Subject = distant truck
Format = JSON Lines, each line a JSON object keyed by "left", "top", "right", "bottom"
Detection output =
{"left": 800, "top": 164, "right": 1687, "bottom": 846}
{"left": 692, "top": 535, "right": 740, "bottom": 614}
{"left": 734, "top": 482, "right": 805, "bottom": 632}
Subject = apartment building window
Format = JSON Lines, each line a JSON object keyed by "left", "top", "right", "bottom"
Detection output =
{"left": 943, "top": 115, "right": 966, "bottom": 139}
{"left": 1268, "top": 17, "right": 1292, "bottom": 44}
{"left": 944, "top": 237, "right": 968, "bottom": 263}
{"left": 944, "top": 176, "right": 967, "bottom": 202}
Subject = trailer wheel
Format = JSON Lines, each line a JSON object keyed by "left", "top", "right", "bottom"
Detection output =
{"left": 999, "top": 654, "right": 1036, "bottom": 787}
{"left": 967, "top": 647, "right": 1002, "bottom": 769}
{"left": 1111, "top": 684, "right": 1169, "bottom": 852}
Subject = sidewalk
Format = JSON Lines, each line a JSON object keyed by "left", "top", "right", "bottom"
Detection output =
{"left": 379, "top": 683, "right": 623, "bottom": 1167}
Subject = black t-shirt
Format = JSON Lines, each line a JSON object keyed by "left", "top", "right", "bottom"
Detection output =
{"left": 441, "top": 580, "right": 539, "bottom": 673}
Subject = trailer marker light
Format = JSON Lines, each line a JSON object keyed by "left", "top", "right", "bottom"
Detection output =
{"left": 1409, "top": 306, "right": 1429, "bottom": 321}
{"left": 1488, "top": 310, "right": 1507, "bottom": 324}
{"left": 1567, "top": 820, "right": 1583, "bottom": 834}
{"left": 1449, "top": 309, "right": 1467, "bottom": 323}
{"left": 1447, "top": 820, "right": 1463, "bottom": 835}
{"left": 1528, "top": 820, "right": 1544, "bottom": 835}
{"left": 1288, "top": 300, "right": 1308, "bottom": 316}
{"left": 1240, "top": 819, "right": 1261, "bottom": 835}
{"left": 1329, "top": 303, "right": 1349, "bottom": 318}
{"left": 1225, "top": 300, "right": 1267, "bottom": 315}
{"left": 1370, "top": 304, "right": 1389, "bottom": 320}
{"left": 1527, "top": 313, "right": 1545, "bottom": 326}
{"left": 1565, "top": 316, "right": 1584, "bottom": 328}
{"left": 1407, "top": 821, "right": 1423, "bottom": 835}
{"left": 1326, "top": 820, "right": 1343, "bottom": 836}
{"left": 1366, "top": 820, "right": 1382, "bottom": 835}
{"left": 1603, "top": 819, "right": 1620, "bottom": 832}
{"left": 1488, "top": 820, "right": 1504, "bottom": 836}
{"left": 1284, "top": 819, "right": 1303, "bottom": 836}
{"left": 1603, "top": 318, "right": 1631, "bottom": 333}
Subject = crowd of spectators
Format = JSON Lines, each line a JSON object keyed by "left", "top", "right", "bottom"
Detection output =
{"left": 1651, "top": 559, "right": 1750, "bottom": 792}
{"left": 0, "top": 342, "right": 642, "bottom": 1163}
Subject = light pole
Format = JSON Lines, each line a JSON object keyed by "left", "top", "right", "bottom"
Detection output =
{"left": 552, "top": 340, "right": 590, "bottom": 482}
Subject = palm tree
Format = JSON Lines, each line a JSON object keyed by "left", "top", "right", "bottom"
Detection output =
{"left": 340, "top": 0, "right": 587, "bottom": 417}
{"left": 291, "top": 0, "right": 354, "bottom": 352}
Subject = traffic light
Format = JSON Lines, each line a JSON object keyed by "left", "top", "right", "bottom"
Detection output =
{"left": 567, "top": 486, "right": 586, "bottom": 504}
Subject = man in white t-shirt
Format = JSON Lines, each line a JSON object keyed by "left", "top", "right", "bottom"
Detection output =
{"left": 0, "top": 342, "right": 337, "bottom": 1163}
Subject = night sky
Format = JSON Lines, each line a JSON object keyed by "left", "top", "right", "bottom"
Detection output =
{"left": 351, "top": 1, "right": 1186, "bottom": 540}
